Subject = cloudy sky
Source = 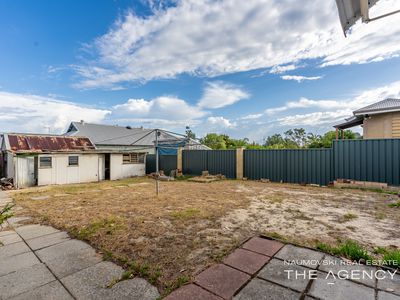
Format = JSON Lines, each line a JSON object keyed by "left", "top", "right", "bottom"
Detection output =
{"left": 0, "top": 0, "right": 400, "bottom": 141}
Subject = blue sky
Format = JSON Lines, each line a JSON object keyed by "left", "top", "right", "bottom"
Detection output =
{"left": 1, "top": 0, "right": 400, "bottom": 142}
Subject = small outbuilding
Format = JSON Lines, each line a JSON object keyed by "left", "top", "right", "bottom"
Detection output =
{"left": 0, "top": 133, "right": 146, "bottom": 188}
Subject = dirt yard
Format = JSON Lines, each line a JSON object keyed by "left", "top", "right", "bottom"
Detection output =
{"left": 9, "top": 178, "right": 400, "bottom": 292}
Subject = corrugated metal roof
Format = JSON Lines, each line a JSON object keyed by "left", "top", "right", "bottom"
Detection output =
{"left": 66, "top": 122, "right": 207, "bottom": 148}
{"left": 353, "top": 98, "right": 400, "bottom": 115}
{"left": 6, "top": 134, "right": 95, "bottom": 153}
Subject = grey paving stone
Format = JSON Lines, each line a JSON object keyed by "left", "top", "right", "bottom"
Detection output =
{"left": 27, "top": 231, "right": 70, "bottom": 250}
{"left": 9, "top": 280, "right": 74, "bottom": 300}
{"left": 0, "top": 241, "right": 31, "bottom": 259}
{"left": 275, "top": 244, "right": 325, "bottom": 269}
{"left": 109, "top": 277, "right": 160, "bottom": 300}
{"left": 378, "top": 291, "right": 400, "bottom": 300}
{"left": 0, "top": 230, "right": 15, "bottom": 237}
{"left": 0, "top": 263, "right": 56, "bottom": 299}
{"left": 378, "top": 272, "right": 400, "bottom": 296}
{"left": 0, "top": 232, "right": 23, "bottom": 245}
{"left": 15, "top": 224, "right": 59, "bottom": 240}
{"left": 62, "top": 261, "right": 159, "bottom": 300}
{"left": 233, "top": 278, "right": 301, "bottom": 300}
{"left": 0, "top": 251, "right": 40, "bottom": 276}
{"left": 258, "top": 258, "right": 311, "bottom": 292}
{"left": 319, "top": 255, "right": 376, "bottom": 287}
{"left": 7, "top": 217, "right": 32, "bottom": 227}
{"left": 308, "top": 272, "right": 375, "bottom": 300}
{"left": 36, "top": 240, "right": 102, "bottom": 278}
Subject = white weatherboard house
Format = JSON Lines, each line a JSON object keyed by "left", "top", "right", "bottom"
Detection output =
{"left": 0, "top": 133, "right": 146, "bottom": 188}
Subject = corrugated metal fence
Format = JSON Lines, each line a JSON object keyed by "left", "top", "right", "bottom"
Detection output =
{"left": 146, "top": 139, "right": 400, "bottom": 186}
{"left": 334, "top": 139, "right": 400, "bottom": 186}
{"left": 182, "top": 150, "right": 236, "bottom": 178}
{"left": 244, "top": 149, "right": 333, "bottom": 186}
{"left": 146, "top": 154, "right": 177, "bottom": 176}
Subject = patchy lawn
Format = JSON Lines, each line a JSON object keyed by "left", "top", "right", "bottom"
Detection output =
{"left": 9, "top": 178, "right": 400, "bottom": 293}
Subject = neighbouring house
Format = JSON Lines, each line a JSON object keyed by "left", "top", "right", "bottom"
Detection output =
{"left": 0, "top": 133, "right": 146, "bottom": 188}
{"left": 65, "top": 121, "right": 210, "bottom": 154}
{"left": 334, "top": 98, "right": 400, "bottom": 139}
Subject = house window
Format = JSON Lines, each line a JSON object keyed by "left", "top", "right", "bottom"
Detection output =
{"left": 39, "top": 156, "right": 52, "bottom": 168}
{"left": 122, "top": 153, "right": 146, "bottom": 164}
{"left": 68, "top": 156, "right": 79, "bottom": 166}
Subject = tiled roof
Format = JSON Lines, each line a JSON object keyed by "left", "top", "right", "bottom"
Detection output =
{"left": 354, "top": 98, "right": 400, "bottom": 115}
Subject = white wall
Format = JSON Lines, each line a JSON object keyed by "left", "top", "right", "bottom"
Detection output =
{"left": 110, "top": 154, "right": 145, "bottom": 180}
{"left": 38, "top": 154, "right": 100, "bottom": 186}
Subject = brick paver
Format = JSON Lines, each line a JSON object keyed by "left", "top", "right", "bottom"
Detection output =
{"left": 223, "top": 248, "right": 270, "bottom": 275}
{"left": 195, "top": 264, "right": 250, "bottom": 299}
{"left": 241, "top": 237, "right": 283, "bottom": 257}
{"left": 234, "top": 278, "right": 301, "bottom": 300}
{"left": 164, "top": 284, "right": 223, "bottom": 300}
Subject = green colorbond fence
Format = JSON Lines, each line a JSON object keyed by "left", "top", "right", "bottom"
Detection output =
{"left": 146, "top": 139, "right": 400, "bottom": 186}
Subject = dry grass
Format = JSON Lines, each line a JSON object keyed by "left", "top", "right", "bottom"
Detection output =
{"left": 10, "top": 177, "right": 400, "bottom": 293}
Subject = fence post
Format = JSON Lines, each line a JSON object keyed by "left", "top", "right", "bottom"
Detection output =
{"left": 177, "top": 147, "right": 183, "bottom": 173}
{"left": 236, "top": 147, "right": 244, "bottom": 179}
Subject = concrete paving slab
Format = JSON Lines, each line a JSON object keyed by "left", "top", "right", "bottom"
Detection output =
{"left": 257, "top": 258, "right": 311, "bottom": 292}
{"left": 108, "top": 277, "right": 161, "bottom": 300}
{"left": 378, "top": 291, "right": 400, "bottom": 300}
{"left": 0, "top": 241, "right": 31, "bottom": 259}
{"left": 62, "top": 261, "right": 159, "bottom": 300}
{"left": 15, "top": 224, "right": 59, "bottom": 240}
{"left": 7, "top": 217, "right": 32, "bottom": 227}
{"left": 36, "top": 239, "right": 102, "bottom": 278}
{"left": 223, "top": 248, "right": 271, "bottom": 275}
{"left": 0, "top": 251, "right": 40, "bottom": 276}
{"left": 0, "top": 232, "right": 23, "bottom": 245}
{"left": 308, "top": 272, "right": 375, "bottom": 300}
{"left": 9, "top": 280, "right": 74, "bottom": 300}
{"left": 318, "top": 255, "right": 376, "bottom": 287}
{"left": 26, "top": 231, "right": 70, "bottom": 250}
{"left": 241, "top": 237, "right": 283, "bottom": 257}
{"left": 195, "top": 264, "right": 250, "bottom": 299}
{"left": 275, "top": 244, "right": 325, "bottom": 269}
{"left": 0, "top": 230, "right": 14, "bottom": 237}
{"left": 233, "top": 278, "right": 301, "bottom": 300}
{"left": 0, "top": 263, "right": 56, "bottom": 299}
{"left": 378, "top": 273, "right": 400, "bottom": 296}
{"left": 164, "top": 284, "right": 222, "bottom": 300}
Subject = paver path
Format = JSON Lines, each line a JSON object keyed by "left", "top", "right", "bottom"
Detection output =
{"left": 166, "top": 236, "right": 400, "bottom": 300}
{"left": 0, "top": 191, "right": 159, "bottom": 300}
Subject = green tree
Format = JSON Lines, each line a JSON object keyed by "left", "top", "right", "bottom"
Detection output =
{"left": 200, "top": 133, "right": 227, "bottom": 149}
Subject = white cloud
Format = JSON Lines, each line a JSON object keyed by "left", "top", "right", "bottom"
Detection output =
{"left": 198, "top": 81, "right": 249, "bottom": 109}
{"left": 240, "top": 113, "right": 263, "bottom": 120}
{"left": 0, "top": 92, "right": 110, "bottom": 134}
{"left": 269, "top": 64, "right": 299, "bottom": 74}
{"left": 74, "top": 0, "right": 400, "bottom": 88}
{"left": 280, "top": 75, "right": 322, "bottom": 82}
{"left": 113, "top": 96, "right": 206, "bottom": 120}
{"left": 206, "top": 116, "right": 236, "bottom": 128}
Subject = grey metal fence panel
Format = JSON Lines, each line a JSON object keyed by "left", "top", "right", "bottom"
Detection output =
{"left": 207, "top": 150, "right": 236, "bottom": 178}
{"left": 334, "top": 139, "right": 400, "bottom": 185}
{"left": 182, "top": 150, "right": 208, "bottom": 175}
{"left": 182, "top": 150, "right": 236, "bottom": 178}
{"left": 145, "top": 154, "right": 177, "bottom": 175}
{"left": 244, "top": 149, "right": 333, "bottom": 186}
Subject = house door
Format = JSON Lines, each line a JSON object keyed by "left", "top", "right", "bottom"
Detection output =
{"left": 104, "top": 154, "right": 110, "bottom": 180}
{"left": 17, "top": 157, "right": 36, "bottom": 188}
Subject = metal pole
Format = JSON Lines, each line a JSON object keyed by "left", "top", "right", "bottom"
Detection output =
{"left": 155, "top": 129, "right": 159, "bottom": 195}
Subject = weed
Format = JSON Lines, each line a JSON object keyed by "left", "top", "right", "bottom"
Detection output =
{"left": 0, "top": 203, "right": 14, "bottom": 225}
{"left": 170, "top": 208, "right": 200, "bottom": 219}
{"left": 339, "top": 213, "right": 358, "bottom": 223}
{"left": 316, "top": 240, "right": 372, "bottom": 262}
{"left": 388, "top": 201, "right": 400, "bottom": 208}
{"left": 76, "top": 217, "right": 122, "bottom": 240}
{"left": 163, "top": 276, "right": 189, "bottom": 297}
{"left": 383, "top": 249, "right": 400, "bottom": 268}
{"left": 375, "top": 212, "right": 386, "bottom": 220}
{"left": 175, "top": 175, "right": 193, "bottom": 181}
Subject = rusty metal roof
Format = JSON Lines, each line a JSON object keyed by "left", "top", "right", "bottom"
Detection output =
{"left": 6, "top": 134, "right": 95, "bottom": 153}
